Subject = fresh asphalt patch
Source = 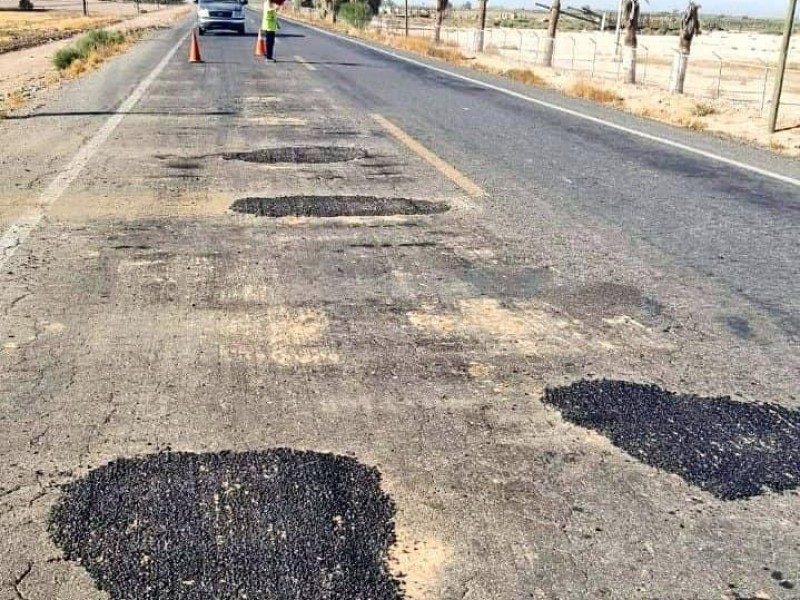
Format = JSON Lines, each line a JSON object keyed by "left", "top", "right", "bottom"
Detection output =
{"left": 544, "top": 380, "right": 800, "bottom": 500}
{"left": 231, "top": 196, "right": 450, "bottom": 218}
{"left": 222, "top": 146, "right": 367, "bottom": 164}
{"left": 49, "top": 449, "right": 402, "bottom": 600}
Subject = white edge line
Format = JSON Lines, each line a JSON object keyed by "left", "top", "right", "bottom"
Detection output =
{"left": 284, "top": 16, "right": 800, "bottom": 189}
{"left": 0, "top": 28, "right": 192, "bottom": 270}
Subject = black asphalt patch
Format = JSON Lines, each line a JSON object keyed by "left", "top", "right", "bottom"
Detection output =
{"left": 50, "top": 449, "right": 401, "bottom": 600}
{"left": 223, "top": 146, "right": 366, "bottom": 164}
{"left": 543, "top": 380, "right": 800, "bottom": 500}
{"left": 231, "top": 196, "right": 450, "bottom": 218}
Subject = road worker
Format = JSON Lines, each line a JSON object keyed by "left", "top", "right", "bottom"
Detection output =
{"left": 261, "top": 0, "right": 280, "bottom": 62}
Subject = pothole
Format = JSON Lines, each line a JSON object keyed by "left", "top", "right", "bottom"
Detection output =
{"left": 231, "top": 196, "right": 450, "bottom": 218}
{"left": 165, "top": 160, "right": 202, "bottom": 170}
{"left": 50, "top": 449, "right": 402, "bottom": 600}
{"left": 223, "top": 146, "right": 367, "bottom": 164}
{"left": 544, "top": 379, "right": 800, "bottom": 500}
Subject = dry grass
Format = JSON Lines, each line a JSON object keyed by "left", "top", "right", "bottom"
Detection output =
{"left": 4, "top": 89, "right": 25, "bottom": 109}
{"left": 0, "top": 11, "right": 120, "bottom": 52}
{"left": 58, "top": 29, "right": 138, "bottom": 78}
{"left": 0, "top": 88, "right": 26, "bottom": 116}
{"left": 427, "top": 44, "right": 465, "bottom": 61}
{"left": 566, "top": 79, "right": 623, "bottom": 105}
{"left": 676, "top": 115, "right": 707, "bottom": 131}
{"left": 634, "top": 103, "right": 707, "bottom": 131}
{"left": 504, "top": 68, "right": 546, "bottom": 86}
{"left": 769, "top": 137, "right": 787, "bottom": 151}
{"left": 691, "top": 102, "right": 716, "bottom": 117}
{"left": 373, "top": 32, "right": 466, "bottom": 62}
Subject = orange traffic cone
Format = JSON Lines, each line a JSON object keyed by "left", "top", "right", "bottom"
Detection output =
{"left": 255, "top": 30, "right": 266, "bottom": 57}
{"left": 189, "top": 29, "right": 203, "bottom": 63}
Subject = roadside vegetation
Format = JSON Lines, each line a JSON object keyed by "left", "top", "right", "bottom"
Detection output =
{"left": 0, "top": 11, "right": 120, "bottom": 54}
{"left": 337, "top": 0, "right": 371, "bottom": 28}
{"left": 53, "top": 28, "right": 131, "bottom": 76}
{"left": 566, "top": 79, "right": 623, "bottom": 105}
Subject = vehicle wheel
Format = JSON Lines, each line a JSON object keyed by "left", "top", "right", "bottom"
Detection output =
{"left": 238, "top": 26, "right": 246, "bottom": 35}
{"left": 198, "top": 27, "right": 206, "bottom": 35}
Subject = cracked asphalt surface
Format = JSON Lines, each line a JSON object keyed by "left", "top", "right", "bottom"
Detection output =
{"left": 0, "top": 11, "right": 799, "bottom": 600}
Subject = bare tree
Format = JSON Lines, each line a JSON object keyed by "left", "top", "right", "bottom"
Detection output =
{"left": 621, "top": 0, "right": 639, "bottom": 84}
{"left": 669, "top": 1, "right": 700, "bottom": 93}
{"left": 541, "top": 0, "right": 560, "bottom": 67}
{"left": 434, "top": 0, "right": 448, "bottom": 43}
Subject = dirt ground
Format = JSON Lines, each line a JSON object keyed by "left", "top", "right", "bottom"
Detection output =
{"left": 0, "top": 11, "right": 121, "bottom": 53}
{"left": 0, "top": 2, "right": 190, "bottom": 108}
{"left": 475, "top": 52, "right": 800, "bottom": 157}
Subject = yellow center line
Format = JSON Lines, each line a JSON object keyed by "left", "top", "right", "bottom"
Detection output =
{"left": 294, "top": 55, "right": 317, "bottom": 71}
{"left": 371, "top": 113, "right": 484, "bottom": 198}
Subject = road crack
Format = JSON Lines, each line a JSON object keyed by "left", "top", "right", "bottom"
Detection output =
{"left": 13, "top": 562, "right": 32, "bottom": 600}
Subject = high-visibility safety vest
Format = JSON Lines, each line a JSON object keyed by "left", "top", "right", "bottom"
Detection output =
{"left": 262, "top": 5, "right": 279, "bottom": 31}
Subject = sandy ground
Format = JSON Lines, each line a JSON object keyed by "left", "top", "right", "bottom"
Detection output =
{"left": 359, "top": 15, "right": 800, "bottom": 157}
{"left": 0, "top": 2, "right": 189, "bottom": 107}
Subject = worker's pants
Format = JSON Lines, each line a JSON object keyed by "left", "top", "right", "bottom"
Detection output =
{"left": 264, "top": 31, "right": 276, "bottom": 59}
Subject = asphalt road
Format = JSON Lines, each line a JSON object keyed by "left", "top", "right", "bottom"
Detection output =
{"left": 1, "top": 12, "right": 799, "bottom": 600}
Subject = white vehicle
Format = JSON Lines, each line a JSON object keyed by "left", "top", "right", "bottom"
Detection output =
{"left": 195, "top": 0, "right": 248, "bottom": 35}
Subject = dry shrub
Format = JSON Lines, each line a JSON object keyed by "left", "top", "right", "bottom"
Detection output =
{"left": 566, "top": 79, "right": 623, "bottom": 105}
{"left": 504, "top": 68, "right": 545, "bottom": 86}
{"left": 691, "top": 102, "right": 716, "bottom": 117}
{"left": 55, "top": 16, "right": 119, "bottom": 31}
{"left": 379, "top": 34, "right": 465, "bottom": 62}
{"left": 427, "top": 45, "right": 464, "bottom": 61}
{"left": 4, "top": 90, "right": 26, "bottom": 110}
{"left": 676, "top": 115, "right": 707, "bottom": 131}
{"left": 65, "top": 58, "right": 88, "bottom": 77}
{"left": 56, "top": 29, "right": 136, "bottom": 77}
{"left": 769, "top": 138, "right": 787, "bottom": 151}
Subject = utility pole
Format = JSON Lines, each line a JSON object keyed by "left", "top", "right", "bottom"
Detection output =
{"left": 82, "top": 0, "right": 88, "bottom": 16}
{"left": 614, "top": 0, "right": 622, "bottom": 60}
{"left": 768, "top": 0, "right": 798, "bottom": 133}
{"left": 404, "top": 0, "right": 409, "bottom": 36}
{"left": 476, "top": 0, "right": 487, "bottom": 51}
{"left": 541, "top": 0, "right": 559, "bottom": 66}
